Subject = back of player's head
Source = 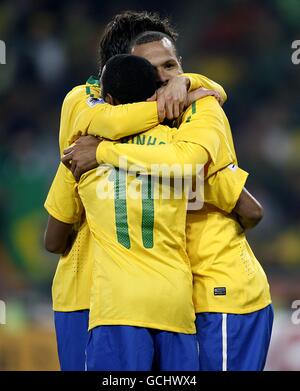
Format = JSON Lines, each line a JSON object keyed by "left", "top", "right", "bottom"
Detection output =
{"left": 130, "top": 30, "right": 177, "bottom": 55}
{"left": 101, "top": 54, "right": 158, "bottom": 104}
{"left": 98, "top": 10, "right": 178, "bottom": 74}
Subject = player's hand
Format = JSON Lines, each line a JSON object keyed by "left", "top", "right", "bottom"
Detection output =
{"left": 62, "top": 135, "right": 102, "bottom": 181}
{"left": 186, "top": 87, "right": 223, "bottom": 107}
{"left": 147, "top": 76, "right": 190, "bottom": 122}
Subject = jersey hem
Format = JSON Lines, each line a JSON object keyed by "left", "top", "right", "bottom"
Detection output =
{"left": 194, "top": 299, "right": 272, "bottom": 315}
{"left": 53, "top": 305, "right": 90, "bottom": 312}
{"left": 89, "top": 319, "right": 196, "bottom": 335}
{"left": 45, "top": 203, "right": 79, "bottom": 224}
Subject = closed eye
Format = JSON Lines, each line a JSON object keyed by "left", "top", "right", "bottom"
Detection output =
{"left": 164, "top": 61, "right": 176, "bottom": 69}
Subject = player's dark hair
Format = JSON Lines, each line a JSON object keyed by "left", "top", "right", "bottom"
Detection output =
{"left": 130, "top": 30, "right": 177, "bottom": 54}
{"left": 101, "top": 54, "right": 158, "bottom": 104}
{"left": 98, "top": 10, "right": 178, "bottom": 74}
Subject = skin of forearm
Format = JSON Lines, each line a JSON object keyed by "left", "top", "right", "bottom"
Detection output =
{"left": 234, "top": 188, "right": 264, "bottom": 230}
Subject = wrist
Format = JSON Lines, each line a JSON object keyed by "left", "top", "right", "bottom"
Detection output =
{"left": 183, "top": 76, "right": 190, "bottom": 90}
{"left": 177, "top": 74, "right": 190, "bottom": 90}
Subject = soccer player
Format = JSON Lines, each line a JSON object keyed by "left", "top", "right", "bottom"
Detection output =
{"left": 46, "top": 53, "right": 233, "bottom": 371}
{"left": 64, "top": 31, "right": 273, "bottom": 371}
{"left": 44, "top": 10, "right": 227, "bottom": 371}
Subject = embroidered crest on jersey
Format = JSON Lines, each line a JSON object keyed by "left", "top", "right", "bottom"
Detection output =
{"left": 86, "top": 97, "right": 105, "bottom": 107}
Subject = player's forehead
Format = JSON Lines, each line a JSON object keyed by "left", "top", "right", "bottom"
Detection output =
{"left": 131, "top": 38, "right": 177, "bottom": 67}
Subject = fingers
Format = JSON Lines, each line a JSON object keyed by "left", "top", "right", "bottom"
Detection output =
{"left": 63, "top": 152, "right": 84, "bottom": 182}
{"left": 208, "top": 91, "right": 222, "bottom": 105}
{"left": 73, "top": 165, "right": 83, "bottom": 182}
{"left": 172, "top": 101, "right": 180, "bottom": 119}
{"left": 75, "top": 134, "right": 99, "bottom": 144}
{"left": 156, "top": 79, "right": 189, "bottom": 121}
{"left": 70, "top": 158, "right": 77, "bottom": 175}
{"left": 215, "top": 92, "right": 223, "bottom": 105}
{"left": 165, "top": 98, "right": 174, "bottom": 120}
{"left": 63, "top": 146, "right": 74, "bottom": 156}
{"left": 147, "top": 92, "right": 157, "bottom": 102}
{"left": 61, "top": 152, "right": 73, "bottom": 169}
{"left": 187, "top": 88, "right": 224, "bottom": 107}
{"left": 157, "top": 96, "right": 166, "bottom": 122}
{"left": 179, "top": 101, "right": 185, "bottom": 114}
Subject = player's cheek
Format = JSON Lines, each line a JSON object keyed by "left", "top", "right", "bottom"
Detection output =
{"left": 168, "top": 68, "right": 180, "bottom": 79}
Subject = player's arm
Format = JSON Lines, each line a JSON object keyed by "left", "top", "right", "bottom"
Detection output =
{"left": 66, "top": 95, "right": 159, "bottom": 142}
{"left": 74, "top": 73, "right": 225, "bottom": 140}
{"left": 180, "top": 73, "right": 227, "bottom": 104}
{"left": 73, "top": 74, "right": 191, "bottom": 141}
{"left": 95, "top": 97, "right": 230, "bottom": 177}
{"left": 44, "top": 216, "right": 74, "bottom": 254}
{"left": 59, "top": 83, "right": 159, "bottom": 149}
{"left": 205, "top": 165, "right": 263, "bottom": 229}
{"left": 234, "top": 188, "right": 264, "bottom": 229}
{"left": 61, "top": 81, "right": 159, "bottom": 144}
{"left": 61, "top": 96, "right": 230, "bottom": 181}
{"left": 147, "top": 73, "right": 224, "bottom": 121}
{"left": 44, "top": 163, "right": 82, "bottom": 253}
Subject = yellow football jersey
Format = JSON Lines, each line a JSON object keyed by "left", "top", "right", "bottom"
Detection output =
{"left": 95, "top": 97, "right": 272, "bottom": 314}
{"left": 47, "top": 125, "right": 197, "bottom": 333}
{"left": 46, "top": 79, "right": 159, "bottom": 312}
{"left": 187, "top": 204, "right": 272, "bottom": 314}
{"left": 97, "top": 98, "right": 233, "bottom": 175}
{"left": 186, "top": 125, "right": 272, "bottom": 314}
{"left": 46, "top": 74, "right": 227, "bottom": 312}
{"left": 45, "top": 163, "right": 92, "bottom": 311}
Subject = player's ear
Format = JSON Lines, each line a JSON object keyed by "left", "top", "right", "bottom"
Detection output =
{"left": 105, "top": 93, "right": 115, "bottom": 105}
{"left": 178, "top": 55, "right": 183, "bottom": 69}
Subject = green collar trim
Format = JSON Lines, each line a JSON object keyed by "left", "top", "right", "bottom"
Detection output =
{"left": 86, "top": 75, "right": 100, "bottom": 86}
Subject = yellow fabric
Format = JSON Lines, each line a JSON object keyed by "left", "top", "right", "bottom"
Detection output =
{"left": 205, "top": 165, "right": 249, "bottom": 213}
{"left": 186, "top": 126, "right": 272, "bottom": 314}
{"left": 97, "top": 97, "right": 233, "bottom": 176}
{"left": 97, "top": 138, "right": 209, "bottom": 177}
{"left": 96, "top": 96, "right": 271, "bottom": 314}
{"left": 59, "top": 84, "right": 159, "bottom": 149}
{"left": 48, "top": 126, "right": 196, "bottom": 334}
{"left": 44, "top": 164, "right": 93, "bottom": 311}
{"left": 47, "top": 73, "right": 270, "bottom": 316}
{"left": 47, "top": 78, "right": 159, "bottom": 312}
{"left": 47, "top": 74, "right": 224, "bottom": 313}
{"left": 186, "top": 208, "right": 272, "bottom": 314}
{"left": 61, "top": 72, "right": 223, "bottom": 148}
{"left": 180, "top": 73, "right": 227, "bottom": 103}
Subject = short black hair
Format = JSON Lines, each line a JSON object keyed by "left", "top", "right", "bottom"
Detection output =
{"left": 98, "top": 10, "right": 178, "bottom": 74}
{"left": 101, "top": 54, "right": 158, "bottom": 104}
{"left": 130, "top": 30, "right": 177, "bottom": 54}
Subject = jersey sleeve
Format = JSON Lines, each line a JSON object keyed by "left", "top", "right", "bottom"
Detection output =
{"left": 205, "top": 164, "right": 249, "bottom": 212}
{"left": 180, "top": 73, "right": 227, "bottom": 103}
{"left": 78, "top": 101, "right": 159, "bottom": 141}
{"left": 174, "top": 96, "right": 233, "bottom": 171}
{"left": 96, "top": 97, "right": 225, "bottom": 177}
{"left": 44, "top": 163, "right": 83, "bottom": 224}
{"left": 97, "top": 140, "right": 209, "bottom": 177}
{"left": 86, "top": 73, "right": 226, "bottom": 140}
{"left": 96, "top": 96, "right": 233, "bottom": 177}
{"left": 59, "top": 86, "right": 159, "bottom": 153}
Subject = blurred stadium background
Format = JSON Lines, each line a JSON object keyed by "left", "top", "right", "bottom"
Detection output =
{"left": 0, "top": 0, "right": 300, "bottom": 370}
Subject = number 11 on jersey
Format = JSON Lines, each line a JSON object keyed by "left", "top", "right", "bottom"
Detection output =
{"left": 109, "top": 169, "right": 154, "bottom": 249}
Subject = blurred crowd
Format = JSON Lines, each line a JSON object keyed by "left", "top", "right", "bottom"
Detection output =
{"left": 0, "top": 0, "right": 300, "bottom": 370}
